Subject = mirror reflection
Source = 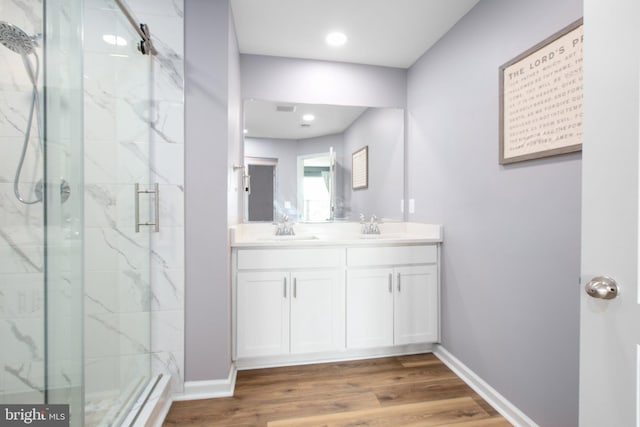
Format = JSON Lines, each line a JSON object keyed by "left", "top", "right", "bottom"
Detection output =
{"left": 243, "top": 99, "right": 404, "bottom": 223}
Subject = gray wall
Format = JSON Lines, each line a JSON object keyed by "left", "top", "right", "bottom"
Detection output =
{"left": 297, "top": 133, "right": 344, "bottom": 158}
{"left": 407, "top": 1, "right": 582, "bottom": 426}
{"left": 184, "top": 0, "right": 241, "bottom": 382}
{"left": 241, "top": 54, "right": 406, "bottom": 108}
{"left": 343, "top": 108, "right": 404, "bottom": 221}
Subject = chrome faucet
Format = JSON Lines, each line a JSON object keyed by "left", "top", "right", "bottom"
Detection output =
{"left": 360, "top": 214, "right": 381, "bottom": 235}
{"left": 276, "top": 215, "right": 295, "bottom": 236}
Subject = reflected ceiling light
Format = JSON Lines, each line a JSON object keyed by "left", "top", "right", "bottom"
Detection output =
{"left": 325, "top": 31, "right": 347, "bottom": 46}
{"left": 302, "top": 114, "right": 315, "bottom": 121}
{"left": 243, "top": 129, "right": 248, "bottom": 134}
{"left": 102, "top": 34, "right": 128, "bottom": 46}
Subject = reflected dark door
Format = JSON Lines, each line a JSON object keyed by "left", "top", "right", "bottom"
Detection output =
{"left": 248, "top": 164, "right": 275, "bottom": 221}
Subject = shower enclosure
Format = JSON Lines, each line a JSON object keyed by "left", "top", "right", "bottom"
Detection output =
{"left": 1, "top": 0, "right": 161, "bottom": 425}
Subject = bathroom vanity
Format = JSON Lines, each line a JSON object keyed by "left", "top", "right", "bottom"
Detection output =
{"left": 230, "top": 222, "right": 443, "bottom": 369}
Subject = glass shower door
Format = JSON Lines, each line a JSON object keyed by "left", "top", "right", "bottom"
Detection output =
{"left": 82, "top": 0, "right": 154, "bottom": 424}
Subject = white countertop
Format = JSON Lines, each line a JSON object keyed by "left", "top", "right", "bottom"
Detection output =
{"left": 230, "top": 222, "right": 443, "bottom": 248}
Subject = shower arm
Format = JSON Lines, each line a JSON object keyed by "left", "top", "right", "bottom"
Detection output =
{"left": 113, "top": 0, "right": 157, "bottom": 56}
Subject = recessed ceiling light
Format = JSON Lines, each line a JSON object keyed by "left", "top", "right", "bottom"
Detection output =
{"left": 302, "top": 114, "right": 315, "bottom": 122}
{"left": 326, "top": 32, "right": 347, "bottom": 47}
{"left": 102, "top": 34, "right": 128, "bottom": 46}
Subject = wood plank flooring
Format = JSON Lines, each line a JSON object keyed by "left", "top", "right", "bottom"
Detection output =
{"left": 163, "top": 353, "right": 512, "bottom": 426}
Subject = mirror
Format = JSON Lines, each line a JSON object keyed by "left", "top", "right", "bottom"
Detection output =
{"left": 243, "top": 99, "right": 404, "bottom": 222}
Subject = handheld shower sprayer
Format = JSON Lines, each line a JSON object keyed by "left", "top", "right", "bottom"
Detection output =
{"left": 0, "top": 21, "right": 43, "bottom": 205}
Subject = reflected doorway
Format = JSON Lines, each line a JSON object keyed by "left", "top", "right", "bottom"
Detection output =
{"left": 297, "top": 149, "right": 336, "bottom": 222}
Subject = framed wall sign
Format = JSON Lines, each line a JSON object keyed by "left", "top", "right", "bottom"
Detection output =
{"left": 499, "top": 19, "right": 583, "bottom": 164}
{"left": 352, "top": 146, "right": 368, "bottom": 190}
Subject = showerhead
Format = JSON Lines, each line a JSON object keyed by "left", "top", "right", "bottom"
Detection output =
{"left": 0, "top": 21, "right": 35, "bottom": 55}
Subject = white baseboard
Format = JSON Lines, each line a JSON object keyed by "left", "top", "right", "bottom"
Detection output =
{"left": 433, "top": 346, "right": 539, "bottom": 427}
{"left": 173, "top": 365, "right": 238, "bottom": 401}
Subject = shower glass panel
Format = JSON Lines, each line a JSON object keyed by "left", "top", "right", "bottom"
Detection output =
{"left": 44, "top": 0, "right": 85, "bottom": 423}
{"left": 83, "top": 0, "right": 153, "bottom": 424}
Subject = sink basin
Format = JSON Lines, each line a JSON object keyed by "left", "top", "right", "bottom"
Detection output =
{"left": 258, "top": 234, "right": 319, "bottom": 241}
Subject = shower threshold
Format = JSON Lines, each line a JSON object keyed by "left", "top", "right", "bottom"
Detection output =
{"left": 120, "top": 374, "right": 171, "bottom": 427}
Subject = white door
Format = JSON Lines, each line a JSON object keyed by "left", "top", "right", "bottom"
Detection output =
{"left": 290, "top": 270, "right": 345, "bottom": 354}
{"left": 236, "top": 271, "right": 290, "bottom": 358}
{"left": 580, "top": 0, "right": 640, "bottom": 425}
{"left": 346, "top": 268, "right": 394, "bottom": 348}
{"left": 394, "top": 265, "right": 439, "bottom": 345}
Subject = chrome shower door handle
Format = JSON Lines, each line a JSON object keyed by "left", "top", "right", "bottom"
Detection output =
{"left": 154, "top": 183, "right": 160, "bottom": 232}
{"left": 135, "top": 183, "right": 140, "bottom": 232}
{"left": 135, "top": 183, "right": 160, "bottom": 233}
{"left": 388, "top": 273, "right": 392, "bottom": 293}
{"left": 585, "top": 276, "right": 619, "bottom": 300}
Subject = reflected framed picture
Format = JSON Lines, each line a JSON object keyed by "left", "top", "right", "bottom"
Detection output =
{"left": 352, "top": 146, "right": 368, "bottom": 190}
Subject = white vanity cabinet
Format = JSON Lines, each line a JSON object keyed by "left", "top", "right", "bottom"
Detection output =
{"left": 394, "top": 265, "right": 438, "bottom": 345}
{"left": 236, "top": 271, "right": 290, "bottom": 358}
{"left": 346, "top": 246, "right": 439, "bottom": 349}
{"left": 234, "top": 248, "right": 346, "bottom": 359}
{"left": 289, "top": 270, "right": 345, "bottom": 354}
{"left": 345, "top": 268, "right": 394, "bottom": 348}
{"left": 232, "top": 239, "right": 440, "bottom": 367}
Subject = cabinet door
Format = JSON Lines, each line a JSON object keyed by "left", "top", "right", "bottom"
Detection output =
{"left": 346, "top": 268, "right": 394, "bottom": 349}
{"left": 394, "top": 265, "right": 439, "bottom": 345}
{"left": 290, "top": 270, "right": 345, "bottom": 354}
{"left": 236, "top": 271, "right": 290, "bottom": 358}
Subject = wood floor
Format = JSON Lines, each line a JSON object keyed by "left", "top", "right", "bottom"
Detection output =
{"left": 163, "top": 353, "right": 512, "bottom": 426}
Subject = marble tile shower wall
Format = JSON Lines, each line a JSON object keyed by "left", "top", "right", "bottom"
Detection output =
{"left": 82, "top": 0, "right": 185, "bottom": 396}
{"left": 0, "top": 0, "right": 45, "bottom": 403}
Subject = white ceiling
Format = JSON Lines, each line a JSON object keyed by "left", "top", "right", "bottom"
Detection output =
{"left": 244, "top": 100, "right": 367, "bottom": 140}
{"left": 230, "top": 0, "right": 480, "bottom": 69}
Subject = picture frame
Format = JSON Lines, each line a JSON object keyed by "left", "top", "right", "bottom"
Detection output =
{"left": 499, "top": 18, "right": 583, "bottom": 164}
{"left": 352, "top": 146, "right": 368, "bottom": 190}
